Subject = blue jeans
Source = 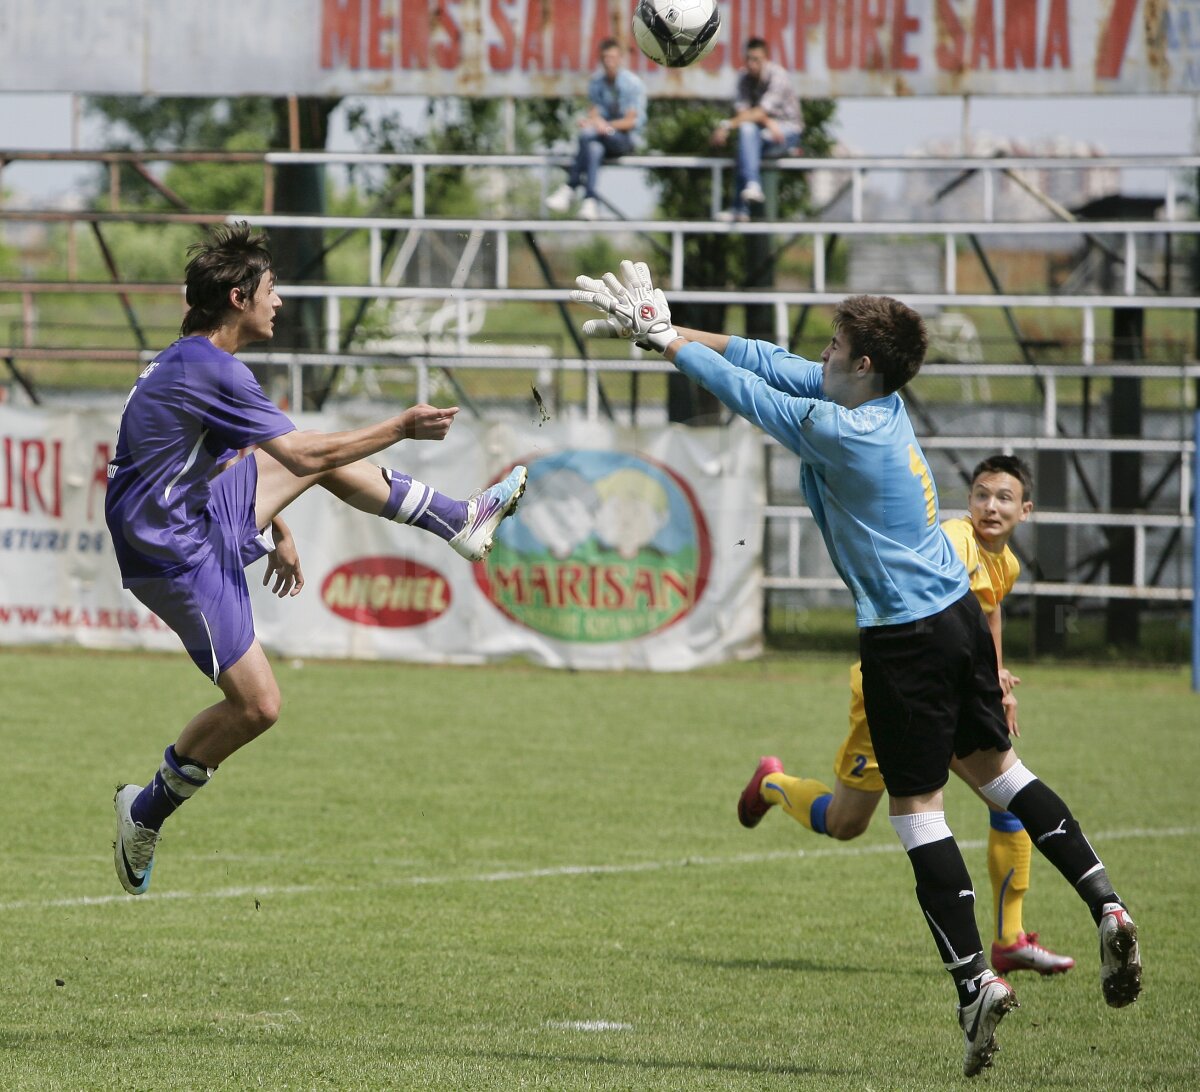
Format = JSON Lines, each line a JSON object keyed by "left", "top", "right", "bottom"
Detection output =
{"left": 732, "top": 121, "right": 802, "bottom": 212}
{"left": 567, "top": 130, "right": 635, "bottom": 198}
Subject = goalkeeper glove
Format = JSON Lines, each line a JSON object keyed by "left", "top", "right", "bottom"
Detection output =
{"left": 569, "top": 260, "right": 681, "bottom": 353}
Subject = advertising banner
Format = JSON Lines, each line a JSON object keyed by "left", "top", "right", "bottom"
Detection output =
{"left": 0, "top": 405, "right": 763, "bottom": 671}
{"left": 0, "top": 1, "right": 1192, "bottom": 99}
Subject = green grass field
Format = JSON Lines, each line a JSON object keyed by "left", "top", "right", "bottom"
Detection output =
{"left": 1, "top": 648, "right": 1196, "bottom": 1090}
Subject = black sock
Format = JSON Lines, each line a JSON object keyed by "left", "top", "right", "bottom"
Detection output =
{"left": 1007, "top": 780, "right": 1118, "bottom": 923}
{"left": 953, "top": 957, "right": 993, "bottom": 1008}
{"left": 907, "top": 837, "right": 987, "bottom": 1005}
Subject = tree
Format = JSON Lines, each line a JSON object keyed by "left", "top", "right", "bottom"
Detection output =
{"left": 85, "top": 94, "right": 339, "bottom": 404}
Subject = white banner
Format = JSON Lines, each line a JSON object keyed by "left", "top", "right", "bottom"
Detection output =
{"left": 0, "top": 405, "right": 763, "bottom": 671}
{"left": 0, "top": 1, "right": 1191, "bottom": 98}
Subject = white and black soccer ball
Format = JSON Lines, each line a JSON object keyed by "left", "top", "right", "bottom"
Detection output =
{"left": 633, "top": 0, "right": 722, "bottom": 68}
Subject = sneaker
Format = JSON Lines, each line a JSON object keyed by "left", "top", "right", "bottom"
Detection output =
{"left": 113, "top": 784, "right": 158, "bottom": 895}
{"left": 578, "top": 197, "right": 600, "bottom": 221}
{"left": 545, "top": 184, "right": 575, "bottom": 213}
{"left": 958, "top": 972, "right": 1018, "bottom": 1078}
{"left": 1098, "top": 902, "right": 1141, "bottom": 1007}
{"left": 448, "top": 465, "right": 528, "bottom": 562}
{"left": 991, "top": 932, "right": 1075, "bottom": 975}
{"left": 716, "top": 208, "right": 749, "bottom": 223}
{"left": 741, "top": 181, "right": 766, "bottom": 204}
{"left": 737, "top": 756, "right": 783, "bottom": 829}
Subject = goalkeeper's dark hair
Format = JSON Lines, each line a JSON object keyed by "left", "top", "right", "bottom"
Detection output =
{"left": 181, "top": 222, "right": 272, "bottom": 336}
{"left": 971, "top": 454, "right": 1034, "bottom": 502}
{"left": 833, "top": 295, "right": 928, "bottom": 394}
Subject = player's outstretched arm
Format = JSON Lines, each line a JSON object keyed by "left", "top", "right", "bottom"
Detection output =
{"left": 671, "top": 326, "right": 732, "bottom": 356}
{"left": 259, "top": 404, "right": 459, "bottom": 477}
{"left": 569, "top": 260, "right": 822, "bottom": 454}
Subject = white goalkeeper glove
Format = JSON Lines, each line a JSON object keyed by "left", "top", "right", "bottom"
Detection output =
{"left": 569, "top": 259, "right": 681, "bottom": 353}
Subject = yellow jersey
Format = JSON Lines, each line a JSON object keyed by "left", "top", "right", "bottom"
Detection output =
{"left": 940, "top": 515, "right": 1020, "bottom": 616}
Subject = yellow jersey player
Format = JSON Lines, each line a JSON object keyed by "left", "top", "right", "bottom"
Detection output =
{"left": 739, "top": 454, "right": 1076, "bottom": 975}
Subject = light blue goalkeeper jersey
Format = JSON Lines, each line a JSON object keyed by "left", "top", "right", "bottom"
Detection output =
{"left": 675, "top": 336, "right": 968, "bottom": 627}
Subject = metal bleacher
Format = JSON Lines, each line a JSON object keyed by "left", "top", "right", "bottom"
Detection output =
{"left": 0, "top": 148, "right": 1195, "bottom": 626}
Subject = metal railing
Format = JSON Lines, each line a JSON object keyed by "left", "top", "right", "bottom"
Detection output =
{"left": 4, "top": 147, "right": 1196, "bottom": 223}
{"left": 1, "top": 147, "right": 1195, "bottom": 616}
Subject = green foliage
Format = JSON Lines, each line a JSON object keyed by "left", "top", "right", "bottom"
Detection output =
{"left": 799, "top": 97, "right": 837, "bottom": 159}
{"left": 84, "top": 96, "right": 277, "bottom": 212}
{"left": 643, "top": 98, "right": 838, "bottom": 294}
{"left": 644, "top": 100, "right": 727, "bottom": 221}
{"left": 86, "top": 96, "right": 277, "bottom": 151}
{"left": 572, "top": 233, "right": 624, "bottom": 282}
{"left": 159, "top": 131, "right": 269, "bottom": 213}
{"left": 0, "top": 648, "right": 1193, "bottom": 1089}
{"left": 344, "top": 97, "right": 575, "bottom": 217}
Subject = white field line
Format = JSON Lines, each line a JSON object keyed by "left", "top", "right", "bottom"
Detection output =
{"left": 545, "top": 1021, "right": 634, "bottom": 1032}
{"left": 2, "top": 825, "right": 1193, "bottom": 914}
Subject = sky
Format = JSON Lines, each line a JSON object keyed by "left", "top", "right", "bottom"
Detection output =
{"left": 0, "top": 91, "right": 1195, "bottom": 203}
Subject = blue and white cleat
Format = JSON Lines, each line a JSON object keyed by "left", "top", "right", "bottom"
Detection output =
{"left": 113, "top": 784, "right": 159, "bottom": 895}
{"left": 449, "top": 465, "right": 528, "bottom": 562}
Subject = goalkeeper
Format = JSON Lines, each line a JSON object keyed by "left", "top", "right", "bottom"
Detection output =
{"left": 736, "top": 453, "right": 1075, "bottom": 978}
{"left": 570, "top": 263, "right": 1141, "bottom": 1079}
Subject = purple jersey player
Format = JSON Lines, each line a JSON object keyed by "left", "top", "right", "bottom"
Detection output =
{"left": 109, "top": 222, "right": 527, "bottom": 896}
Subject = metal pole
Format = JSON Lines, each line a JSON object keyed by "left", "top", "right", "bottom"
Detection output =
{"left": 1193, "top": 409, "right": 1199, "bottom": 692}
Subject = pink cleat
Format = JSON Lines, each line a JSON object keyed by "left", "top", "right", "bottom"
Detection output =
{"left": 737, "top": 756, "right": 784, "bottom": 829}
{"left": 991, "top": 932, "right": 1075, "bottom": 976}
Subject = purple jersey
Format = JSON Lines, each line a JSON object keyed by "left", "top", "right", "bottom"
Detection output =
{"left": 105, "top": 336, "right": 295, "bottom": 583}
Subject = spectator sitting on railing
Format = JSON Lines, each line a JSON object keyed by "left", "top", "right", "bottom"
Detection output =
{"left": 546, "top": 37, "right": 647, "bottom": 222}
{"left": 711, "top": 37, "right": 803, "bottom": 223}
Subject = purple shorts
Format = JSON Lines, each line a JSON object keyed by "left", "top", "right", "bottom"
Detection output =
{"left": 129, "top": 457, "right": 269, "bottom": 683}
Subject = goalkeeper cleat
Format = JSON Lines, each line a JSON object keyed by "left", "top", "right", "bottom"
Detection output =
{"left": 737, "top": 755, "right": 784, "bottom": 829}
{"left": 1098, "top": 902, "right": 1141, "bottom": 1007}
{"left": 991, "top": 932, "right": 1075, "bottom": 975}
{"left": 448, "top": 465, "right": 528, "bottom": 562}
{"left": 113, "top": 784, "right": 159, "bottom": 895}
{"left": 958, "top": 972, "right": 1018, "bottom": 1078}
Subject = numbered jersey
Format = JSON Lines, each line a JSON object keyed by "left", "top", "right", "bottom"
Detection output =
{"left": 673, "top": 336, "right": 968, "bottom": 626}
{"left": 104, "top": 336, "right": 294, "bottom": 584}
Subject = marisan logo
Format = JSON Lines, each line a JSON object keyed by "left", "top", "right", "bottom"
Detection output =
{"left": 475, "top": 451, "right": 710, "bottom": 643}
{"left": 321, "top": 556, "right": 451, "bottom": 628}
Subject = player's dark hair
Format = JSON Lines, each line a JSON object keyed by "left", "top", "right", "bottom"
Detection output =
{"left": 833, "top": 295, "right": 928, "bottom": 394}
{"left": 598, "top": 37, "right": 619, "bottom": 53}
{"left": 971, "top": 454, "right": 1034, "bottom": 502}
{"left": 181, "top": 221, "right": 272, "bottom": 336}
{"left": 745, "top": 37, "right": 768, "bottom": 54}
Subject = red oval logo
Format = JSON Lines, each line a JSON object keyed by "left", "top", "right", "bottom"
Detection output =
{"left": 321, "top": 556, "right": 452, "bottom": 628}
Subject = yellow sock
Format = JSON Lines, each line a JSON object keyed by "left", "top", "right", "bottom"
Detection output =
{"left": 988, "top": 822, "right": 1032, "bottom": 946}
{"left": 761, "top": 773, "right": 833, "bottom": 833}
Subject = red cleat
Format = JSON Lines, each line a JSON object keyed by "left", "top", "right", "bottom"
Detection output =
{"left": 991, "top": 932, "right": 1075, "bottom": 975}
{"left": 737, "top": 756, "right": 784, "bottom": 829}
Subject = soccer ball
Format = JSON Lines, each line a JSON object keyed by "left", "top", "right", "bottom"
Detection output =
{"left": 633, "top": 0, "right": 721, "bottom": 68}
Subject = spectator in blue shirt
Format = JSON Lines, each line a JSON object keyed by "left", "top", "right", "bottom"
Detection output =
{"left": 546, "top": 39, "right": 647, "bottom": 222}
